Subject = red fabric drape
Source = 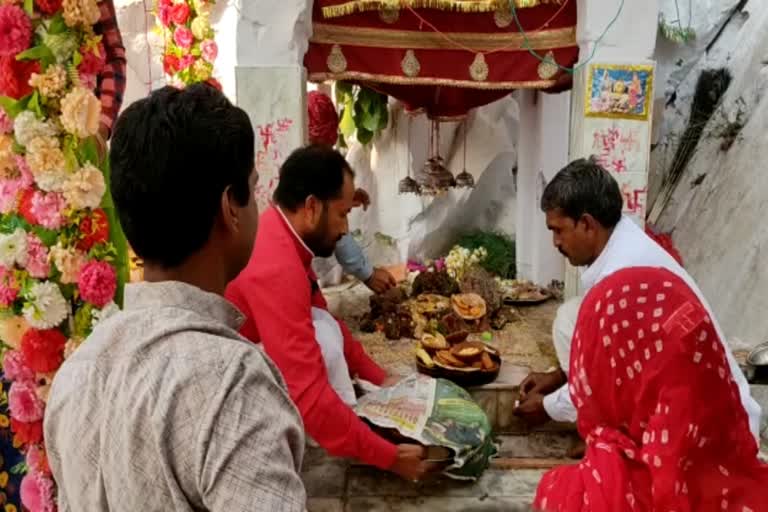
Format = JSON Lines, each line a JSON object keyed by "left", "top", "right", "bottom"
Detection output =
{"left": 535, "top": 266, "right": 768, "bottom": 511}
{"left": 305, "top": 2, "right": 579, "bottom": 117}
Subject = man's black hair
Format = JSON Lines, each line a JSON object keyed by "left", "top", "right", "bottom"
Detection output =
{"left": 109, "top": 84, "right": 254, "bottom": 267}
{"left": 273, "top": 144, "right": 354, "bottom": 211}
{"left": 540, "top": 157, "right": 623, "bottom": 229}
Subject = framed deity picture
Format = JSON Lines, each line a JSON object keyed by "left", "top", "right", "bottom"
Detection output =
{"left": 584, "top": 63, "right": 654, "bottom": 120}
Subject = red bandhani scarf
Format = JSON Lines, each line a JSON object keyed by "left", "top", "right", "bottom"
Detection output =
{"left": 535, "top": 266, "right": 767, "bottom": 511}
{"left": 645, "top": 225, "right": 684, "bottom": 267}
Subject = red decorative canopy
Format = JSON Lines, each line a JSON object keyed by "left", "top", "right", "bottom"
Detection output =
{"left": 305, "top": 0, "right": 579, "bottom": 118}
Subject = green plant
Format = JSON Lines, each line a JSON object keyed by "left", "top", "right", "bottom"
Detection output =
{"left": 335, "top": 82, "right": 389, "bottom": 146}
{"left": 455, "top": 231, "right": 516, "bottom": 279}
{"left": 659, "top": 13, "right": 696, "bottom": 44}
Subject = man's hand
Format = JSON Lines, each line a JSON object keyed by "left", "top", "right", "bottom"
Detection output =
{"left": 567, "top": 437, "right": 586, "bottom": 459}
{"left": 513, "top": 392, "right": 551, "bottom": 427}
{"left": 352, "top": 188, "right": 371, "bottom": 211}
{"left": 389, "top": 444, "right": 441, "bottom": 482}
{"left": 365, "top": 267, "right": 396, "bottom": 294}
{"left": 519, "top": 369, "right": 567, "bottom": 401}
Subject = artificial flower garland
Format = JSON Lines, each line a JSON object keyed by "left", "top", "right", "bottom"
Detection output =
{"left": 156, "top": 0, "right": 219, "bottom": 88}
{"left": 0, "top": 0, "right": 127, "bottom": 510}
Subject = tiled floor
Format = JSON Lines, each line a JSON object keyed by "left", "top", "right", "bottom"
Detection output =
{"left": 304, "top": 453, "right": 545, "bottom": 511}
{"left": 301, "top": 430, "right": 580, "bottom": 512}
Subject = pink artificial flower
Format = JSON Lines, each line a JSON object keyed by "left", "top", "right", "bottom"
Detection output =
{"left": 0, "top": 5, "right": 32, "bottom": 57}
{"left": 0, "top": 265, "right": 19, "bottom": 306}
{"left": 0, "top": 107, "right": 12, "bottom": 134}
{"left": 200, "top": 39, "right": 217, "bottom": 63}
{"left": 158, "top": 4, "right": 172, "bottom": 27}
{"left": 178, "top": 54, "right": 194, "bottom": 70}
{"left": 25, "top": 446, "right": 51, "bottom": 476}
{"left": 434, "top": 258, "right": 446, "bottom": 272}
{"left": 20, "top": 470, "right": 55, "bottom": 512}
{"left": 29, "top": 191, "right": 65, "bottom": 230}
{"left": 78, "top": 260, "right": 117, "bottom": 307}
{"left": 80, "top": 72, "right": 97, "bottom": 90}
{"left": 8, "top": 379, "right": 45, "bottom": 422}
{"left": 2, "top": 349, "right": 34, "bottom": 381}
{"left": 0, "top": 178, "right": 21, "bottom": 214}
{"left": 25, "top": 234, "right": 50, "bottom": 278}
{"left": 0, "top": 157, "right": 33, "bottom": 214}
{"left": 15, "top": 155, "right": 33, "bottom": 188}
{"left": 173, "top": 26, "right": 193, "bottom": 49}
{"left": 406, "top": 260, "right": 427, "bottom": 273}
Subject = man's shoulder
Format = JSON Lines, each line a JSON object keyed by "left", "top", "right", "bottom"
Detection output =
{"left": 230, "top": 242, "right": 307, "bottom": 293}
{"left": 51, "top": 309, "right": 278, "bottom": 407}
{"left": 64, "top": 306, "right": 259, "bottom": 370}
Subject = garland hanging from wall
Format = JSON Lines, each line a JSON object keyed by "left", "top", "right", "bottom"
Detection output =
{"left": 155, "top": 0, "right": 219, "bottom": 88}
{"left": 0, "top": 0, "right": 128, "bottom": 509}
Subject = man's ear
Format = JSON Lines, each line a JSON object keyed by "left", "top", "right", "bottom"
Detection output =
{"left": 304, "top": 195, "right": 323, "bottom": 225}
{"left": 219, "top": 185, "right": 239, "bottom": 234}
{"left": 580, "top": 213, "right": 600, "bottom": 233}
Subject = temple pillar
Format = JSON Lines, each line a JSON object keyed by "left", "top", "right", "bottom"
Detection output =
{"left": 516, "top": 0, "right": 660, "bottom": 294}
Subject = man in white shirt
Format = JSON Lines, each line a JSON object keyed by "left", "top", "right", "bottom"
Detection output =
{"left": 514, "top": 157, "right": 761, "bottom": 442}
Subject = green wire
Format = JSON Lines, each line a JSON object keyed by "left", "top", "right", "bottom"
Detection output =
{"left": 508, "top": 0, "right": 626, "bottom": 75}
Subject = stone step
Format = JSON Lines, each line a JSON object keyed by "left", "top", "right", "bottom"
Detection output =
{"left": 463, "top": 362, "right": 576, "bottom": 434}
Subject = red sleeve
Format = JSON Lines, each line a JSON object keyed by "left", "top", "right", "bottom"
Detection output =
{"left": 337, "top": 319, "right": 387, "bottom": 384}
{"left": 236, "top": 265, "right": 398, "bottom": 470}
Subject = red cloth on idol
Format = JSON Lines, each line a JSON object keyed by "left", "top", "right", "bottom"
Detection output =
{"left": 534, "top": 267, "right": 768, "bottom": 512}
{"left": 225, "top": 206, "right": 397, "bottom": 470}
{"left": 307, "top": 90, "right": 339, "bottom": 146}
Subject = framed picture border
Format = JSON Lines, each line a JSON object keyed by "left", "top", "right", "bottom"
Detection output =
{"left": 584, "top": 63, "right": 654, "bottom": 121}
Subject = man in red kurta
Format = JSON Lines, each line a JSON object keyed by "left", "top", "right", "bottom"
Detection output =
{"left": 226, "top": 145, "right": 433, "bottom": 481}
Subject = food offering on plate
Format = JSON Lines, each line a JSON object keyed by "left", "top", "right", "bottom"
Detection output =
{"left": 359, "top": 287, "right": 415, "bottom": 340}
{"left": 440, "top": 293, "right": 491, "bottom": 335}
{"left": 359, "top": 262, "right": 524, "bottom": 342}
{"left": 459, "top": 265, "right": 503, "bottom": 312}
{"left": 412, "top": 294, "right": 452, "bottom": 317}
{"left": 411, "top": 269, "right": 460, "bottom": 297}
{"left": 420, "top": 332, "right": 450, "bottom": 351}
{"left": 497, "top": 278, "right": 552, "bottom": 304}
{"left": 451, "top": 293, "right": 487, "bottom": 320}
{"left": 415, "top": 330, "right": 502, "bottom": 387}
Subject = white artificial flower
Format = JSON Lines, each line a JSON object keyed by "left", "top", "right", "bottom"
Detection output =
{"left": 22, "top": 281, "right": 69, "bottom": 329}
{"left": 25, "top": 136, "right": 68, "bottom": 192}
{"left": 49, "top": 243, "right": 86, "bottom": 284}
{"left": 0, "top": 228, "right": 28, "bottom": 268}
{"left": 444, "top": 245, "right": 488, "bottom": 281}
{"left": 63, "top": 163, "right": 106, "bottom": 210}
{"left": 59, "top": 87, "right": 101, "bottom": 138}
{"left": 91, "top": 301, "right": 118, "bottom": 329}
{"left": 12, "top": 112, "right": 59, "bottom": 148}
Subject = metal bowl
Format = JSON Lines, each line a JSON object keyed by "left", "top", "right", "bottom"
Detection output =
{"left": 745, "top": 343, "right": 768, "bottom": 383}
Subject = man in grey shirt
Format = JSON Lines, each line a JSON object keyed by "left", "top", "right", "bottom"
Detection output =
{"left": 44, "top": 84, "right": 306, "bottom": 511}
